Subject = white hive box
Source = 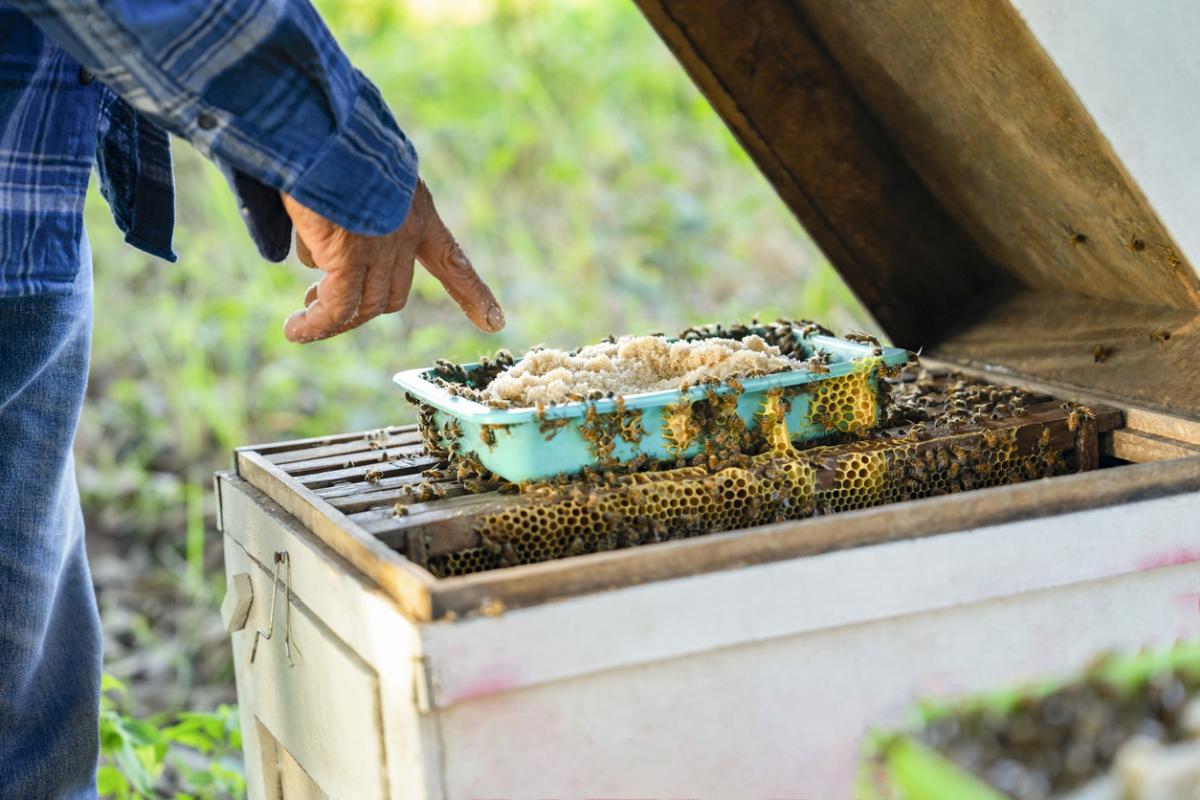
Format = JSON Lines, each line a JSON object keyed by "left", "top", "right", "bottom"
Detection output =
{"left": 217, "top": 1, "right": 1200, "bottom": 797}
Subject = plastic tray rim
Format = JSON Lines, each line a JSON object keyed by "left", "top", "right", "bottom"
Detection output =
{"left": 393, "top": 334, "right": 908, "bottom": 425}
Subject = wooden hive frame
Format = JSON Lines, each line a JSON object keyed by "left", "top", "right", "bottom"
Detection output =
{"left": 228, "top": 369, "right": 1200, "bottom": 623}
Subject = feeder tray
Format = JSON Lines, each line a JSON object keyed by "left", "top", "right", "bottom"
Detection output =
{"left": 394, "top": 326, "right": 909, "bottom": 483}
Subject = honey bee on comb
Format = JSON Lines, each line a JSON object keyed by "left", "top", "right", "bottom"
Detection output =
{"left": 1067, "top": 405, "right": 1097, "bottom": 432}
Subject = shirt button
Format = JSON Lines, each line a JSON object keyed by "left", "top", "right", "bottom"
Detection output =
{"left": 78, "top": 67, "right": 94, "bottom": 85}
{"left": 197, "top": 113, "right": 218, "bottom": 130}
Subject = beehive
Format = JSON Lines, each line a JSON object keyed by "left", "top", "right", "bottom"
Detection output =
{"left": 394, "top": 371, "right": 1114, "bottom": 577}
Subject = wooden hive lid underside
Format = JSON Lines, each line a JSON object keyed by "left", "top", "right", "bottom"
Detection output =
{"left": 635, "top": 0, "right": 1200, "bottom": 417}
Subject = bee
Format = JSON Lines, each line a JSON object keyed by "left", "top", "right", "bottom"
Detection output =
{"left": 479, "top": 425, "right": 498, "bottom": 449}
{"left": 1040, "top": 427, "right": 1052, "bottom": 446}
{"left": 1067, "top": 405, "right": 1096, "bottom": 432}
{"left": 1012, "top": 406, "right": 1028, "bottom": 418}
{"left": 947, "top": 462, "right": 961, "bottom": 479}
{"left": 952, "top": 445, "right": 976, "bottom": 463}
{"left": 364, "top": 468, "right": 383, "bottom": 485}
{"left": 806, "top": 361, "right": 831, "bottom": 376}
{"left": 392, "top": 502, "right": 409, "bottom": 517}
{"left": 1126, "top": 235, "right": 1147, "bottom": 253}
{"left": 845, "top": 331, "right": 881, "bottom": 348}
{"left": 939, "top": 412, "right": 969, "bottom": 428}
{"left": 798, "top": 321, "right": 834, "bottom": 338}
{"left": 1092, "top": 344, "right": 1112, "bottom": 363}
{"left": 1151, "top": 328, "right": 1172, "bottom": 344}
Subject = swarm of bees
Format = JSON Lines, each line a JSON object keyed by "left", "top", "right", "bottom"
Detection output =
{"left": 916, "top": 655, "right": 1200, "bottom": 798}
{"left": 428, "top": 349, "right": 516, "bottom": 403}
{"left": 406, "top": 322, "right": 1107, "bottom": 579}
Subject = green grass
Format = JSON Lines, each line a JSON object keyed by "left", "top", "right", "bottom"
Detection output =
{"left": 81, "top": 0, "right": 866, "bottom": 782}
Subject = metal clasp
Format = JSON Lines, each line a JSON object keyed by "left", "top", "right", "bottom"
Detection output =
{"left": 250, "top": 551, "right": 299, "bottom": 667}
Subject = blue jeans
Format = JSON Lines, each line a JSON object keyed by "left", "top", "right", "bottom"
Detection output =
{"left": 0, "top": 237, "right": 100, "bottom": 799}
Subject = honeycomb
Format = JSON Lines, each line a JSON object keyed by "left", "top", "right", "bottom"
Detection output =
{"left": 425, "top": 390, "right": 1076, "bottom": 577}
{"left": 807, "top": 360, "right": 881, "bottom": 434}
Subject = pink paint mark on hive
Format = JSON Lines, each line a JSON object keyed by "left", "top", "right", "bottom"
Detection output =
{"left": 1137, "top": 548, "right": 1200, "bottom": 572}
{"left": 442, "top": 665, "right": 521, "bottom": 706}
{"left": 1176, "top": 592, "right": 1200, "bottom": 611}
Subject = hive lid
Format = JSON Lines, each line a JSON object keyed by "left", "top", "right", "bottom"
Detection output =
{"left": 636, "top": 0, "right": 1200, "bottom": 418}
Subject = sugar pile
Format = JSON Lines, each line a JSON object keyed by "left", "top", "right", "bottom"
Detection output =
{"left": 481, "top": 334, "right": 800, "bottom": 407}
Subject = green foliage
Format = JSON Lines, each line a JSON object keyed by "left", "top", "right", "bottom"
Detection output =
{"left": 99, "top": 675, "right": 244, "bottom": 799}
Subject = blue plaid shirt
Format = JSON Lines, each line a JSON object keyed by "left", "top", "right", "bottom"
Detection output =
{"left": 0, "top": 0, "right": 419, "bottom": 296}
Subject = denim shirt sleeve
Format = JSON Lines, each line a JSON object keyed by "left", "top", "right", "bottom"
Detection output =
{"left": 13, "top": 0, "right": 418, "bottom": 249}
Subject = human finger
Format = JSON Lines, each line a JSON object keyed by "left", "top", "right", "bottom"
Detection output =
{"left": 415, "top": 203, "right": 504, "bottom": 332}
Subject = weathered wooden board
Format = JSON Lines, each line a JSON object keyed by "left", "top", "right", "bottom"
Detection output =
{"left": 630, "top": 0, "right": 994, "bottom": 347}
{"left": 234, "top": 445, "right": 439, "bottom": 621}
{"left": 632, "top": 0, "right": 1200, "bottom": 416}
{"left": 932, "top": 292, "right": 1200, "bottom": 420}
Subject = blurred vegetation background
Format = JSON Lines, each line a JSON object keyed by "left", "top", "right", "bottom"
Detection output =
{"left": 81, "top": 0, "right": 866, "bottom": 792}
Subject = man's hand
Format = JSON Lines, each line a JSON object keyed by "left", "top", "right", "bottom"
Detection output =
{"left": 280, "top": 180, "right": 505, "bottom": 343}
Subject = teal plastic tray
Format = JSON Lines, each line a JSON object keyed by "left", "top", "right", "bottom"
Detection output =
{"left": 395, "top": 332, "right": 909, "bottom": 482}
